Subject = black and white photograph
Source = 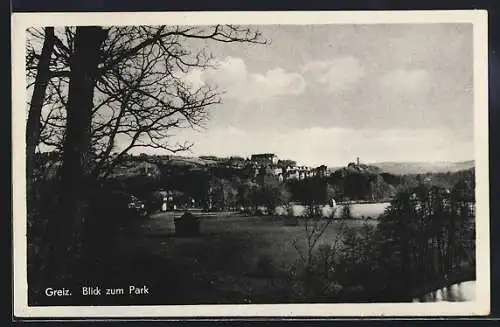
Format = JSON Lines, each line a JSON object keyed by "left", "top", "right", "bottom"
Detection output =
{"left": 12, "top": 10, "right": 489, "bottom": 318}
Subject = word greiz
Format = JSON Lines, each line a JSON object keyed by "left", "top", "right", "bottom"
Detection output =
{"left": 44, "top": 287, "right": 71, "bottom": 297}
{"left": 44, "top": 285, "right": 150, "bottom": 297}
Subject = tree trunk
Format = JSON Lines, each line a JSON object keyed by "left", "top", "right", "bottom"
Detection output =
{"left": 446, "top": 212, "right": 455, "bottom": 275}
{"left": 399, "top": 206, "right": 411, "bottom": 300}
{"left": 26, "top": 27, "right": 55, "bottom": 224}
{"left": 45, "top": 26, "right": 107, "bottom": 283}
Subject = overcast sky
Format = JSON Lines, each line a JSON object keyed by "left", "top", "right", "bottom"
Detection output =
{"left": 133, "top": 24, "right": 474, "bottom": 167}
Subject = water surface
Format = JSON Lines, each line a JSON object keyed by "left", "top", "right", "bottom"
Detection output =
{"left": 413, "top": 280, "right": 476, "bottom": 302}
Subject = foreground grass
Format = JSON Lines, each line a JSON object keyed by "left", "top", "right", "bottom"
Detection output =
{"left": 30, "top": 213, "right": 375, "bottom": 305}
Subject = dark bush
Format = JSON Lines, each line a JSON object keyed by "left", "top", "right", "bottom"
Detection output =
{"left": 174, "top": 212, "right": 200, "bottom": 236}
{"left": 88, "top": 189, "right": 136, "bottom": 222}
{"left": 83, "top": 189, "right": 142, "bottom": 252}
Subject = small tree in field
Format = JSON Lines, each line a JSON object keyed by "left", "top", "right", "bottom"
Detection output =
{"left": 289, "top": 201, "right": 347, "bottom": 299}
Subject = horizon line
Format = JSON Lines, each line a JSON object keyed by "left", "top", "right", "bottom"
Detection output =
{"left": 124, "top": 151, "right": 476, "bottom": 167}
{"left": 35, "top": 149, "right": 475, "bottom": 168}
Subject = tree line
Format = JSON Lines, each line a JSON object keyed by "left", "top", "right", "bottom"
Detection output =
{"left": 282, "top": 174, "right": 475, "bottom": 302}
{"left": 84, "top": 154, "right": 475, "bottom": 213}
{"left": 32, "top": 147, "right": 476, "bottom": 217}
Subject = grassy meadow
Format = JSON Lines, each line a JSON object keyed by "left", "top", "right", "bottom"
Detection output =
{"left": 46, "top": 211, "right": 379, "bottom": 306}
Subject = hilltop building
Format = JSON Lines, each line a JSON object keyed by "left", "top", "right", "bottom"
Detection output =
{"left": 283, "top": 165, "right": 312, "bottom": 180}
{"left": 277, "top": 159, "right": 297, "bottom": 168}
{"left": 240, "top": 153, "right": 332, "bottom": 181}
{"left": 251, "top": 153, "right": 278, "bottom": 165}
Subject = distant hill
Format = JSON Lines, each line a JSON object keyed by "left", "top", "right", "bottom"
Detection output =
{"left": 165, "top": 156, "right": 217, "bottom": 168}
{"left": 371, "top": 160, "right": 475, "bottom": 175}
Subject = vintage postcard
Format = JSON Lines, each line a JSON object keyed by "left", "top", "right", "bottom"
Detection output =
{"left": 12, "top": 10, "right": 489, "bottom": 318}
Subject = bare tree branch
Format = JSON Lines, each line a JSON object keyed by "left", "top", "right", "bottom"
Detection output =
{"left": 27, "top": 24, "right": 267, "bottom": 181}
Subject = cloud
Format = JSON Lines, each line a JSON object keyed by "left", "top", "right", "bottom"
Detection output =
{"left": 249, "top": 67, "right": 306, "bottom": 98}
{"left": 379, "top": 69, "right": 431, "bottom": 96}
{"left": 184, "top": 56, "right": 367, "bottom": 102}
{"left": 302, "top": 57, "right": 365, "bottom": 93}
{"left": 183, "top": 56, "right": 306, "bottom": 102}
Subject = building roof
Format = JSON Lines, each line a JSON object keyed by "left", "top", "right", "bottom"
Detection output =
{"left": 251, "top": 153, "right": 277, "bottom": 158}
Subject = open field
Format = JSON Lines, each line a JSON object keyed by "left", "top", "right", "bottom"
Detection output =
{"left": 33, "top": 212, "right": 377, "bottom": 305}
{"left": 115, "top": 212, "right": 377, "bottom": 268}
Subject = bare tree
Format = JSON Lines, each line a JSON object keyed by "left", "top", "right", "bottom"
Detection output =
{"left": 289, "top": 204, "right": 347, "bottom": 299}
{"left": 45, "top": 26, "right": 109, "bottom": 281}
{"left": 27, "top": 25, "right": 266, "bottom": 178}
{"left": 26, "top": 27, "right": 55, "bottom": 221}
{"left": 26, "top": 24, "right": 267, "bottom": 281}
{"left": 291, "top": 204, "right": 342, "bottom": 265}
